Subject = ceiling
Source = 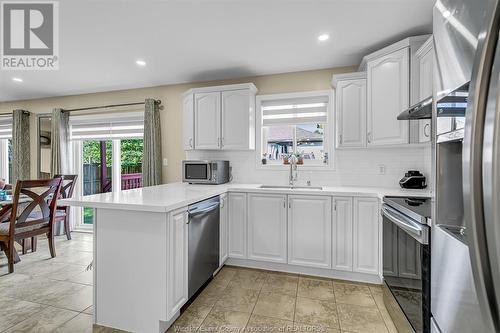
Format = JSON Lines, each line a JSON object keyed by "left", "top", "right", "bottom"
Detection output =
{"left": 0, "top": 0, "right": 434, "bottom": 102}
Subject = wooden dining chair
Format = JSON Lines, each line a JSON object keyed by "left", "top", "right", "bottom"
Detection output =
{"left": 0, "top": 178, "right": 62, "bottom": 273}
{"left": 54, "top": 174, "right": 78, "bottom": 240}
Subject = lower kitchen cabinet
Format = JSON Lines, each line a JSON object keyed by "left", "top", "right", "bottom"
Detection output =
{"left": 353, "top": 197, "right": 380, "bottom": 275}
{"left": 166, "top": 207, "right": 188, "bottom": 320}
{"left": 247, "top": 193, "right": 287, "bottom": 263}
{"left": 288, "top": 195, "right": 332, "bottom": 269}
{"left": 228, "top": 192, "right": 247, "bottom": 259}
{"left": 332, "top": 197, "right": 353, "bottom": 271}
{"left": 219, "top": 193, "right": 228, "bottom": 266}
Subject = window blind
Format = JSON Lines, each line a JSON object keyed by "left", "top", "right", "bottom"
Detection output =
{"left": 70, "top": 112, "right": 144, "bottom": 140}
{"left": 262, "top": 95, "right": 328, "bottom": 126}
{"left": 0, "top": 116, "right": 13, "bottom": 139}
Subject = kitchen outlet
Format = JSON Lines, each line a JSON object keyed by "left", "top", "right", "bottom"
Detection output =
{"left": 163, "top": 158, "right": 168, "bottom": 167}
{"left": 378, "top": 164, "right": 386, "bottom": 175}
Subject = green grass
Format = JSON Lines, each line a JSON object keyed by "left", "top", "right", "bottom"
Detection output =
{"left": 83, "top": 207, "right": 94, "bottom": 224}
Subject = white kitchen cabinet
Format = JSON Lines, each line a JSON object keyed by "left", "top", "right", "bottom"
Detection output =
{"left": 416, "top": 36, "right": 433, "bottom": 143}
{"left": 367, "top": 47, "right": 410, "bottom": 146}
{"left": 222, "top": 89, "right": 255, "bottom": 150}
{"left": 166, "top": 207, "right": 188, "bottom": 319}
{"left": 247, "top": 193, "right": 287, "bottom": 263}
{"left": 288, "top": 195, "right": 332, "bottom": 269}
{"left": 353, "top": 197, "right": 380, "bottom": 275}
{"left": 219, "top": 193, "right": 228, "bottom": 266}
{"left": 194, "top": 92, "right": 221, "bottom": 150}
{"left": 332, "top": 73, "right": 367, "bottom": 149}
{"left": 228, "top": 192, "right": 247, "bottom": 259}
{"left": 184, "top": 83, "right": 257, "bottom": 151}
{"left": 332, "top": 197, "right": 353, "bottom": 271}
{"left": 182, "top": 93, "right": 194, "bottom": 150}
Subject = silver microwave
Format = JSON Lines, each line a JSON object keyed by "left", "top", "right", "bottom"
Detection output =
{"left": 182, "top": 160, "right": 230, "bottom": 184}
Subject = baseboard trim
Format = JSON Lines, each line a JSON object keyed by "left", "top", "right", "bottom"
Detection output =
{"left": 226, "top": 258, "right": 382, "bottom": 285}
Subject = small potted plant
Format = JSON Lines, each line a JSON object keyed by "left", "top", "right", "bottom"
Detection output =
{"left": 283, "top": 154, "right": 290, "bottom": 165}
{"left": 297, "top": 153, "right": 304, "bottom": 165}
{"left": 261, "top": 153, "right": 267, "bottom": 165}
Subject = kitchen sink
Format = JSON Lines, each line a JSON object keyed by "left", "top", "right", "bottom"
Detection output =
{"left": 259, "top": 185, "right": 323, "bottom": 190}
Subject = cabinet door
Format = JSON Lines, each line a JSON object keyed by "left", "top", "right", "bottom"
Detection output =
{"left": 228, "top": 192, "right": 247, "bottom": 259}
{"left": 288, "top": 195, "right": 332, "bottom": 269}
{"left": 336, "top": 79, "right": 367, "bottom": 148}
{"left": 194, "top": 92, "right": 221, "bottom": 149}
{"left": 332, "top": 197, "right": 353, "bottom": 271}
{"left": 247, "top": 193, "right": 287, "bottom": 263}
{"left": 167, "top": 208, "right": 188, "bottom": 319}
{"left": 419, "top": 47, "right": 433, "bottom": 143}
{"left": 219, "top": 194, "right": 228, "bottom": 266}
{"left": 367, "top": 47, "right": 409, "bottom": 146}
{"left": 183, "top": 94, "right": 194, "bottom": 150}
{"left": 221, "top": 89, "right": 253, "bottom": 150}
{"left": 353, "top": 197, "right": 380, "bottom": 275}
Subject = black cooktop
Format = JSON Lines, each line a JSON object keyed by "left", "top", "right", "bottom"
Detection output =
{"left": 383, "top": 196, "right": 431, "bottom": 224}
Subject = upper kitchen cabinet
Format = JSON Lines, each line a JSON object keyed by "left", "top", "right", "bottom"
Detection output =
{"left": 359, "top": 35, "right": 430, "bottom": 146}
{"left": 183, "top": 83, "right": 257, "bottom": 151}
{"left": 182, "top": 94, "right": 194, "bottom": 150}
{"left": 194, "top": 92, "right": 221, "bottom": 150}
{"left": 416, "top": 36, "right": 434, "bottom": 143}
{"left": 332, "top": 72, "right": 367, "bottom": 149}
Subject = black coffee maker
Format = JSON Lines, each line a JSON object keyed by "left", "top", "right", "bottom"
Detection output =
{"left": 399, "top": 170, "right": 427, "bottom": 189}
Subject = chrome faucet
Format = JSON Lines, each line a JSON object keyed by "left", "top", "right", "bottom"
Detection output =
{"left": 288, "top": 155, "right": 298, "bottom": 186}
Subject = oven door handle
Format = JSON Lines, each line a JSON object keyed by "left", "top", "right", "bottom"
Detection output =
{"left": 382, "top": 204, "right": 429, "bottom": 244}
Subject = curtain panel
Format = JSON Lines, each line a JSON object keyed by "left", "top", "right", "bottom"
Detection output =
{"left": 142, "top": 99, "right": 162, "bottom": 187}
{"left": 12, "top": 110, "right": 30, "bottom": 183}
{"left": 51, "top": 108, "right": 70, "bottom": 176}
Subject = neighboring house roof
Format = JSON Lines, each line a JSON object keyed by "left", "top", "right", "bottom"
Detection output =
{"left": 267, "top": 126, "right": 323, "bottom": 143}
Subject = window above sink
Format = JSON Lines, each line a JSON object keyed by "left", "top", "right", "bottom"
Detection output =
{"left": 256, "top": 90, "right": 334, "bottom": 170}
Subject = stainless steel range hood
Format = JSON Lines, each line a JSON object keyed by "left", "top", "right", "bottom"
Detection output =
{"left": 397, "top": 96, "right": 432, "bottom": 120}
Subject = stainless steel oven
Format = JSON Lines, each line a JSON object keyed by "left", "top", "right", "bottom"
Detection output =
{"left": 382, "top": 196, "right": 431, "bottom": 333}
{"left": 182, "top": 160, "right": 230, "bottom": 184}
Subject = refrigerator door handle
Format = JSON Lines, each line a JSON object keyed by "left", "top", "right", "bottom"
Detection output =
{"left": 463, "top": 4, "right": 500, "bottom": 331}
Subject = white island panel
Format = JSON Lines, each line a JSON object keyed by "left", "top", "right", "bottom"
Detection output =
{"left": 94, "top": 208, "right": 171, "bottom": 333}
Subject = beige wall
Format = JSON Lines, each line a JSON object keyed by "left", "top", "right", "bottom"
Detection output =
{"left": 0, "top": 66, "right": 355, "bottom": 183}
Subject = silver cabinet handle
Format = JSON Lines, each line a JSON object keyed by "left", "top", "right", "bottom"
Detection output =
{"left": 367, "top": 132, "right": 372, "bottom": 143}
{"left": 189, "top": 138, "right": 193, "bottom": 148}
{"left": 339, "top": 134, "right": 343, "bottom": 144}
{"left": 424, "top": 123, "right": 430, "bottom": 137}
{"left": 221, "top": 137, "right": 224, "bottom": 148}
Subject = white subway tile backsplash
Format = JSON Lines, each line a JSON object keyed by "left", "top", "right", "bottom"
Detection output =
{"left": 186, "top": 144, "right": 431, "bottom": 188}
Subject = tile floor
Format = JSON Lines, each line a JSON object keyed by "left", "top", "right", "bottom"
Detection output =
{"left": 0, "top": 232, "right": 99, "bottom": 332}
{"left": 170, "top": 267, "right": 398, "bottom": 333}
{"left": 0, "top": 233, "right": 398, "bottom": 333}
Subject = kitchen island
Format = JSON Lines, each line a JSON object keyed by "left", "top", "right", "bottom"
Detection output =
{"left": 61, "top": 182, "right": 429, "bottom": 333}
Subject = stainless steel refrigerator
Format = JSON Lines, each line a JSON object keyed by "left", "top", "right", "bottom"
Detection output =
{"left": 433, "top": 0, "right": 500, "bottom": 332}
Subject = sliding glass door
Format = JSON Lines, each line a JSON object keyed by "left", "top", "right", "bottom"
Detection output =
{"left": 82, "top": 140, "right": 112, "bottom": 226}
{"left": 75, "top": 138, "right": 144, "bottom": 229}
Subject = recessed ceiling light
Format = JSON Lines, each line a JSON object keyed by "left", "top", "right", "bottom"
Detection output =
{"left": 318, "top": 33, "right": 330, "bottom": 42}
{"left": 443, "top": 10, "right": 451, "bottom": 18}
{"left": 12, "top": 77, "right": 23, "bottom": 83}
{"left": 135, "top": 59, "right": 146, "bottom": 67}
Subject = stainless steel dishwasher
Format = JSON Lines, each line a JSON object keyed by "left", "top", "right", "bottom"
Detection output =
{"left": 188, "top": 195, "right": 220, "bottom": 299}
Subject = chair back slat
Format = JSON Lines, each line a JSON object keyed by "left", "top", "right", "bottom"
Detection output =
{"left": 53, "top": 175, "right": 78, "bottom": 199}
{"left": 8, "top": 178, "right": 62, "bottom": 236}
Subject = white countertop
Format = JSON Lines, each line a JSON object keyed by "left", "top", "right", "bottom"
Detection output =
{"left": 61, "top": 182, "right": 431, "bottom": 213}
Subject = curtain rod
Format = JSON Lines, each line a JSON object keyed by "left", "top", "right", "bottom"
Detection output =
{"left": 63, "top": 99, "right": 161, "bottom": 112}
